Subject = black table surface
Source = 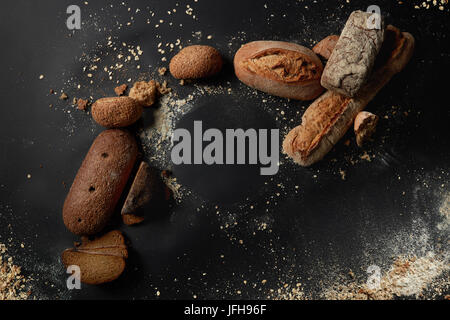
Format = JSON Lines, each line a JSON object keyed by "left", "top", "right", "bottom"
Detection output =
{"left": 0, "top": 0, "right": 449, "bottom": 299}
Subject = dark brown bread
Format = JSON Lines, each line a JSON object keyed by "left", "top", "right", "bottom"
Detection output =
{"left": 312, "top": 35, "right": 339, "bottom": 60}
{"left": 62, "top": 251, "right": 126, "bottom": 285}
{"left": 169, "top": 45, "right": 223, "bottom": 79}
{"left": 234, "top": 41, "right": 324, "bottom": 100}
{"left": 75, "top": 230, "right": 128, "bottom": 258}
{"left": 121, "top": 162, "right": 165, "bottom": 225}
{"left": 61, "top": 231, "right": 128, "bottom": 285}
{"left": 283, "top": 26, "right": 414, "bottom": 166}
{"left": 91, "top": 96, "right": 143, "bottom": 128}
{"left": 63, "top": 129, "right": 138, "bottom": 235}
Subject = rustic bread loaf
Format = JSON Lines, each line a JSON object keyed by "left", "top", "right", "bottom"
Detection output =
{"left": 312, "top": 35, "right": 339, "bottom": 60}
{"left": 91, "top": 96, "right": 143, "bottom": 128}
{"left": 121, "top": 162, "right": 166, "bottom": 225}
{"left": 169, "top": 45, "right": 223, "bottom": 79}
{"left": 283, "top": 26, "right": 414, "bottom": 166}
{"left": 61, "top": 230, "right": 128, "bottom": 285}
{"left": 234, "top": 41, "right": 324, "bottom": 100}
{"left": 63, "top": 129, "right": 138, "bottom": 235}
{"left": 321, "top": 11, "right": 385, "bottom": 97}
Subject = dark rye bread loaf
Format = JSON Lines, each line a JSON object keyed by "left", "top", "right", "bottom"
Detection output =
{"left": 62, "top": 231, "right": 128, "bottom": 285}
{"left": 63, "top": 129, "right": 138, "bottom": 235}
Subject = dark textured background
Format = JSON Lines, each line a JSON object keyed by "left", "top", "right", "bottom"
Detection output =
{"left": 0, "top": 0, "right": 448, "bottom": 299}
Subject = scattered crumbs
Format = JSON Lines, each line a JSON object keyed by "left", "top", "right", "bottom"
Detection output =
{"left": 59, "top": 93, "right": 68, "bottom": 100}
{"left": 269, "top": 282, "right": 307, "bottom": 300}
{"left": 360, "top": 152, "right": 372, "bottom": 162}
{"left": 77, "top": 98, "right": 89, "bottom": 111}
{"left": 38, "top": 75, "right": 44, "bottom": 80}
{"left": 114, "top": 84, "right": 128, "bottom": 96}
{"left": 158, "top": 67, "right": 167, "bottom": 76}
{"left": 0, "top": 243, "right": 31, "bottom": 300}
{"left": 323, "top": 252, "right": 449, "bottom": 300}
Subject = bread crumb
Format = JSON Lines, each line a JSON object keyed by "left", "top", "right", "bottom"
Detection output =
{"left": 77, "top": 98, "right": 89, "bottom": 111}
{"left": 114, "top": 84, "right": 128, "bottom": 96}
{"left": 158, "top": 67, "right": 167, "bottom": 76}
{"left": 129, "top": 81, "right": 157, "bottom": 107}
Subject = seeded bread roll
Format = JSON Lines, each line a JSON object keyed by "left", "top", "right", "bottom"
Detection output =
{"left": 62, "top": 230, "right": 128, "bottom": 285}
{"left": 234, "top": 41, "right": 324, "bottom": 100}
{"left": 321, "top": 11, "right": 385, "bottom": 97}
{"left": 283, "top": 26, "right": 414, "bottom": 166}
{"left": 91, "top": 97, "right": 143, "bottom": 128}
{"left": 169, "top": 45, "right": 223, "bottom": 79}
{"left": 63, "top": 129, "right": 138, "bottom": 235}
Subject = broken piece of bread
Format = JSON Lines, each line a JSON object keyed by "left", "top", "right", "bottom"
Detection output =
{"left": 129, "top": 80, "right": 157, "bottom": 107}
{"left": 61, "top": 230, "right": 128, "bottom": 285}
{"left": 121, "top": 162, "right": 166, "bottom": 225}
{"left": 354, "top": 111, "right": 379, "bottom": 147}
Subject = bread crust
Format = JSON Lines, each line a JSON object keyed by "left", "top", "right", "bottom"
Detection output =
{"left": 283, "top": 26, "right": 414, "bottom": 166}
{"left": 234, "top": 41, "right": 324, "bottom": 100}
{"left": 63, "top": 129, "right": 138, "bottom": 235}
{"left": 312, "top": 35, "right": 339, "bottom": 60}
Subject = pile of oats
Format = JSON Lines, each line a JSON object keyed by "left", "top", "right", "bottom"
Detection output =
{"left": 0, "top": 243, "right": 30, "bottom": 300}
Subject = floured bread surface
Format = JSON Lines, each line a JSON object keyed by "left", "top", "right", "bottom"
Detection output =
{"left": 321, "top": 11, "right": 385, "bottom": 97}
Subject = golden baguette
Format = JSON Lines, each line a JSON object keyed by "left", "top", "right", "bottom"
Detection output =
{"left": 283, "top": 25, "right": 415, "bottom": 166}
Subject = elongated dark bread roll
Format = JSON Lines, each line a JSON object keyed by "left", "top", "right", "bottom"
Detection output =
{"left": 283, "top": 25, "right": 414, "bottom": 166}
{"left": 63, "top": 129, "right": 138, "bottom": 235}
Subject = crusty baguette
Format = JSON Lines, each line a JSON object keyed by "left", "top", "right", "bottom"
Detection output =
{"left": 283, "top": 25, "right": 414, "bottom": 166}
{"left": 234, "top": 41, "right": 324, "bottom": 100}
